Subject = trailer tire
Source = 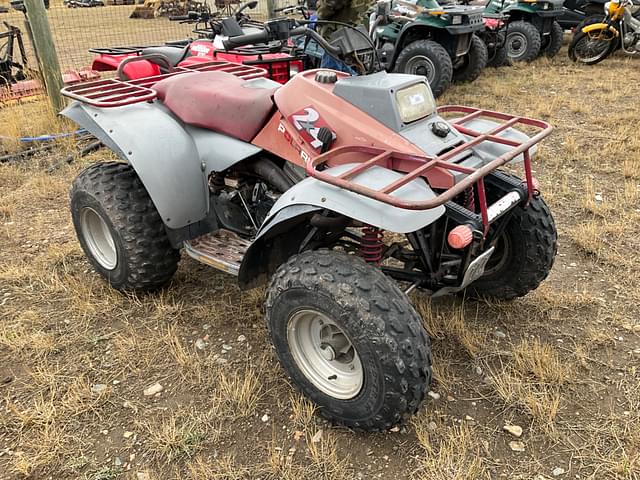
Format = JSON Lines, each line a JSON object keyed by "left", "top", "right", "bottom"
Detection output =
{"left": 453, "top": 34, "right": 488, "bottom": 83}
{"left": 266, "top": 250, "right": 432, "bottom": 431}
{"left": 70, "top": 161, "right": 180, "bottom": 292}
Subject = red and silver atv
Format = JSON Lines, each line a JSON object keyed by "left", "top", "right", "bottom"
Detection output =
{"left": 90, "top": 2, "right": 305, "bottom": 83}
{"left": 62, "top": 19, "right": 557, "bottom": 430}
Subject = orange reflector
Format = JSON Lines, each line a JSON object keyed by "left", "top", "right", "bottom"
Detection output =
{"left": 448, "top": 225, "right": 474, "bottom": 249}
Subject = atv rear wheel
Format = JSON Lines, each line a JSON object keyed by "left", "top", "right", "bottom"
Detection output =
{"left": 394, "top": 39, "right": 453, "bottom": 98}
{"left": 70, "top": 162, "right": 180, "bottom": 292}
{"left": 466, "top": 189, "right": 557, "bottom": 300}
{"left": 505, "top": 21, "right": 541, "bottom": 62}
{"left": 540, "top": 21, "right": 563, "bottom": 57}
{"left": 487, "top": 32, "right": 510, "bottom": 67}
{"left": 453, "top": 34, "right": 488, "bottom": 83}
{"left": 266, "top": 250, "right": 432, "bottom": 431}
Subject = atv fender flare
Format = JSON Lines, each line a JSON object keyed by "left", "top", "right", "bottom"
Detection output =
{"left": 62, "top": 101, "right": 262, "bottom": 230}
{"left": 237, "top": 163, "right": 446, "bottom": 289}
{"left": 391, "top": 23, "right": 449, "bottom": 68}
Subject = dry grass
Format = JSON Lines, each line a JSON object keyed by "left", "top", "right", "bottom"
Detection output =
{"left": 1, "top": 34, "right": 640, "bottom": 479}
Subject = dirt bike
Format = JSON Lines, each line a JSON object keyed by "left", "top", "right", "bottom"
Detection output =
{"left": 61, "top": 19, "right": 557, "bottom": 430}
{"left": 90, "top": 1, "right": 305, "bottom": 83}
{"left": 559, "top": 0, "right": 640, "bottom": 29}
{"left": 568, "top": 0, "right": 640, "bottom": 62}
{"left": 369, "top": 0, "right": 488, "bottom": 98}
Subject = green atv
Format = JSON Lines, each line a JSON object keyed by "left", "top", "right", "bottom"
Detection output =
{"left": 369, "top": 0, "right": 487, "bottom": 97}
{"left": 484, "top": 0, "right": 564, "bottom": 62}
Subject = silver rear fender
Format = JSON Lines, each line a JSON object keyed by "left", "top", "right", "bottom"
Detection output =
{"left": 62, "top": 101, "right": 262, "bottom": 230}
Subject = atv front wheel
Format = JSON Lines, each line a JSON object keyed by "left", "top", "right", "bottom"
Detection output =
{"left": 505, "top": 21, "right": 541, "bottom": 62}
{"left": 466, "top": 192, "right": 557, "bottom": 300}
{"left": 540, "top": 21, "right": 563, "bottom": 57}
{"left": 70, "top": 162, "right": 180, "bottom": 291}
{"left": 266, "top": 250, "right": 432, "bottom": 431}
{"left": 453, "top": 34, "right": 488, "bottom": 83}
{"left": 394, "top": 39, "right": 453, "bottom": 98}
{"left": 487, "top": 32, "right": 510, "bottom": 67}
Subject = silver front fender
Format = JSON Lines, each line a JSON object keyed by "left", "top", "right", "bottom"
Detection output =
{"left": 62, "top": 101, "right": 262, "bottom": 229}
{"left": 237, "top": 164, "right": 446, "bottom": 289}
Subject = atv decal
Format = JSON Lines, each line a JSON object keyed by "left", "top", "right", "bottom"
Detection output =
{"left": 289, "top": 107, "right": 334, "bottom": 151}
{"left": 190, "top": 43, "right": 213, "bottom": 56}
{"left": 278, "top": 122, "right": 311, "bottom": 163}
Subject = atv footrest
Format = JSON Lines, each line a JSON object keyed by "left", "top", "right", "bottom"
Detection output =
{"left": 183, "top": 229, "right": 251, "bottom": 276}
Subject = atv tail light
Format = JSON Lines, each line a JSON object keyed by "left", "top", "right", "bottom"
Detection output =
{"left": 448, "top": 225, "right": 474, "bottom": 249}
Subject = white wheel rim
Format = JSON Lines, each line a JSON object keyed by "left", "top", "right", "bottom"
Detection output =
{"left": 80, "top": 207, "right": 117, "bottom": 270}
{"left": 287, "top": 309, "right": 364, "bottom": 400}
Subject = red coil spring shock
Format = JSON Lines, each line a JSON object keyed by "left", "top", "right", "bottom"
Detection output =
{"left": 465, "top": 185, "right": 475, "bottom": 213}
{"left": 361, "top": 226, "right": 384, "bottom": 265}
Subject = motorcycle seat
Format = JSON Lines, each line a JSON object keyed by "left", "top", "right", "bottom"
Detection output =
{"left": 141, "top": 44, "right": 190, "bottom": 67}
{"left": 154, "top": 71, "right": 278, "bottom": 142}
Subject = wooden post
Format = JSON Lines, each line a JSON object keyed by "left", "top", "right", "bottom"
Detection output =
{"left": 266, "top": 0, "right": 275, "bottom": 19}
{"left": 23, "top": 0, "right": 65, "bottom": 112}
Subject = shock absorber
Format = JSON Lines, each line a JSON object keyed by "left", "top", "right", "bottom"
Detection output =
{"left": 361, "top": 226, "right": 384, "bottom": 265}
{"left": 465, "top": 185, "right": 475, "bottom": 213}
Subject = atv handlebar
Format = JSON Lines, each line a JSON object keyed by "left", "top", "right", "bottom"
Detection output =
{"left": 169, "top": 14, "right": 191, "bottom": 21}
{"left": 222, "top": 20, "right": 340, "bottom": 56}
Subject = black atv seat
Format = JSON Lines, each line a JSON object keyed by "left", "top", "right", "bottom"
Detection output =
{"left": 141, "top": 44, "right": 190, "bottom": 67}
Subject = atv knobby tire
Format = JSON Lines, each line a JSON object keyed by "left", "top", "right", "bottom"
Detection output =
{"left": 540, "top": 20, "right": 563, "bottom": 57}
{"left": 266, "top": 250, "right": 432, "bottom": 431}
{"left": 466, "top": 189, "right": 557, "bottom": 300}
{"left": 487, "top": 32, "right": 510, "bottom": 67}
{"left": 453, "top": 34, "right": 488, "bottom": 83}
{"left": 394, "top": 39, "right": 453, "bottom": 98}
{"left": 505, "top": 21, "right": 542, "bottom": 62}
{"left": 70, "top": 161, "right": 180, "bottom": 291}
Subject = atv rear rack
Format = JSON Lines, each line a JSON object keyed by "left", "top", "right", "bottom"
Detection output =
{"left": 60, "top": 60, "right": 268, "bottom": 108}
{"left": 307, "top": 106, "right": 552, "bottom": 233}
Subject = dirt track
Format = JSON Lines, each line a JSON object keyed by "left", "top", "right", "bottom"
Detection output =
{"left": 1, "top": 43, "right": 640, "bottom": 479}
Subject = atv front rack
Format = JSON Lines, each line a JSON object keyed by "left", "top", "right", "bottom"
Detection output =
{"left": 307, "top": 106, "right": 552, "bottom": 233}
{"left": 60, "top": 60, "right": 267, "bottom": 107}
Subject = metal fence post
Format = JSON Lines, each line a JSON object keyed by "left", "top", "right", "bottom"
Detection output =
{"left": 23, "top": 0, "right": 65, "bottom": 112}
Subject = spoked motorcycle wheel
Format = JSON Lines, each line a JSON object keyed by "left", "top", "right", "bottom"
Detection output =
{"left": 568, "top": 28, "right": 617, "bottom": 64}
{"left": 266, "top": 250, "right": 432, "bottom": 431}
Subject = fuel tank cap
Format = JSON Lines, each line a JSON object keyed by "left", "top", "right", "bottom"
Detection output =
{"left": 315, "top": 70, "right": 338, "bottom": 84}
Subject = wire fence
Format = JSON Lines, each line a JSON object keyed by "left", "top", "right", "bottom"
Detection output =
{"left": 0, "top": 0, "right": 292, "bottom": 142}
{"left": 1, "top": 0, "right": 279, "bottom": 71}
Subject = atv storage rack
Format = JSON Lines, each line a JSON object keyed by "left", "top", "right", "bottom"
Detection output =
{"left": 307, "top": 106, "right": 552, "bottom": 233}
{"left": 60, "top": 60, "right": 267, "bottom": 107}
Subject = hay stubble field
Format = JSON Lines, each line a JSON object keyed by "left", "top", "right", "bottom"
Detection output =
{"left": 0, "top": 8, "right": 639, "bottom": 479}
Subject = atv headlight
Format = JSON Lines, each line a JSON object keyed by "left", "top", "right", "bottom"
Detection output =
{"left": 395, "top": 83, "right": 436, "bottom": 124}
{"left": 451, "top": 14, "right": 463, "bottom": 24}
{"left": 289, "top": 62, "right": 300, "bottom": 76}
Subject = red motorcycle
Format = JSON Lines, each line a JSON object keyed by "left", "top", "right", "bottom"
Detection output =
{"left": 89, "top": 2, "right": 305, "bottom": 83}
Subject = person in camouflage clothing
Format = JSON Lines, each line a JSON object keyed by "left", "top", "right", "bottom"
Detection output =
{"left": 316, "top": 0, "right": 369, "bottom": 39}
{"left": 316, "top": 0, "right": 370, "bottom": 73}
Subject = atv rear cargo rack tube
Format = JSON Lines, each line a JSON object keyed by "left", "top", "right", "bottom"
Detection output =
{"left": 60, "top": 60, "right": 268, "bottom": 108}
{"left": 307, "top": 106, "right": 552, "bottom": 234}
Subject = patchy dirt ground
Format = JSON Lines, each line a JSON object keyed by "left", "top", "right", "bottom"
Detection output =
{"left": 1, "top": 48, "right": 639, "bottom": 479}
